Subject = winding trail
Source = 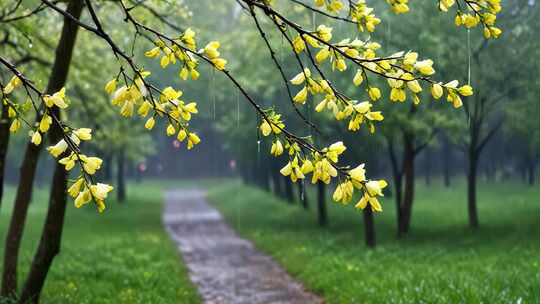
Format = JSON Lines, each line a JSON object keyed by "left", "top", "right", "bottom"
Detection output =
{"left": 163, "top": 189, "right": 323, "bottom": 304}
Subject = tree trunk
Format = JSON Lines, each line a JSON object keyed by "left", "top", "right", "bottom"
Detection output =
{"left": 442, "top": 137, "right": 451, "bottom": 187}
{"left": 1, "top": 143, "right": 41, "bottom": 297}
{"left": 317, "top": 182, "right": 327, "bottom": 227}
{"left": 363, "top": 207, "right": 375, "bottom": 248}
{"left": 0, "top": 103, "right": 10, "bottom": 210}
{"left": 103, "top": 153, "right": 113, "bottom": 182}
{"left": 18, "top": 1, "right": 84, "bottom": 302}
{"left": 387, "top": 140, "right": 403, "bottom": 238}
{"left": 527, "top": 160, "right": 536, "bottom": 186}
{"left": 399, "top": 133, "right": 416, "bottom": 236}
{"left": 271, "top": 160, "right": 283, "bottom": 198}
{"left": 117, "top": 150, "right": 126, "bottom": 203}
{"left": 297, "top": 181, "right": 308, "bottom": 209}
{"left": 283, "top": 176, "right": 294, "bottom": 203}
{"left": 467, "top": 147, "right": 480, "bottom": 229}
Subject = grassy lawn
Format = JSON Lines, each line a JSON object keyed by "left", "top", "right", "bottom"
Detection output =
{"left": 0, "top": 179, "right": 201, "bottom": 304}
{"left": 207, "top": 179, "right": 540, "bottom": 304}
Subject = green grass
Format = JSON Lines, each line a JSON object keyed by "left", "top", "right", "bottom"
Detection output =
{"left": 0, "top": 179, "right": 202, "bottom": 304}
{"left": 207, "top": 179, "right": 540, "bottom": 304}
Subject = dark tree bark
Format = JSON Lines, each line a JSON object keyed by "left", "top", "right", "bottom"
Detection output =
{"left": 297, "top": 181, "right": 308, "bottom": 209}
{"left": 399, "top": 132, "right": 416, "bottom": 236}
{"left": 117, "top": 149, "right": 126, "bottom": 202}
{"left": 387, "top": 140, "right": 403, "bottom": 237}
{"left": 103, "top": 153, "right": 113, "bottom": 182}
{"left": 363, "top": 207, "right": 375, "bottom": 248}
{"left": 0, "top": 143, "right": 41, "bottom": 297}
{"left": 0, "top": 103, "right": 10, "bottom": 210}
{"left": 270, "top": 159, "right": 283, "bottom": 198}
{"left": 18, "top": 1, "right": 84, "bottom": 302}
{"left": 316, "top": 182, "right": 327, "bottom": 227}
{"left": 467, "top": 145, "right": 480, "bottom": 229}
{"left": 442, "top": 136, "right": 452, "bottom": 187}
{"left": 528, "top": 162, "right": 536, "bottom": 186}
{"left": 283, "top": 176, "right": 294, "bottom": 203}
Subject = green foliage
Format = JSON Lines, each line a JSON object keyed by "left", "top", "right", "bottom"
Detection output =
{"left": 208, "top": 180, "right": 540, "bottom": 304}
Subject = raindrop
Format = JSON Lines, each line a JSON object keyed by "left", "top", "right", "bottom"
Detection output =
{"left": 28, "top": 43, "right": 33, "bottom": 48}
{"left": 467, "top": 28, "right": 472, "bottom": 127}
{"left": 236, "top": 88, "right": 240, "bottom": 128}
{"left": 211, "top": 68, "right": 216, "bottom": 120}
{"left": 467, "top": 29, "right": 471, "bottom": 85}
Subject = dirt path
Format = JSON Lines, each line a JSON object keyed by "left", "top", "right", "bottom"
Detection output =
{"left": 163, "top": 189, "right": 323, "bottom": 304}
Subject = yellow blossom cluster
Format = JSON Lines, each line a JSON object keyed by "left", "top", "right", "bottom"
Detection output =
{"left": 3, "top": 76, "right": 113, "bottom": 212}
{"left": 106, "top": 75, "right": 201, "bottom": 150}
{"left": 387, "top": 0, "right": 502, "bottom": 38}
{"left": 290, "top": 68, "right": 384, "bottom": 133}
{"left": 314, "top": 0, "right": 344, "bottom": 13}
{"left": 265, "top": 123, "right": 387, "bottom": 212}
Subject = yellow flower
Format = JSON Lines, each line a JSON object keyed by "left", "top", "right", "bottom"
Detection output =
{"left": 316, "top": 25, "right": 333, "bottom": 42}
{"left": 280, "top": 157, "right": 305, "bottom": 182}
{"left": 47, "top": 139, "right": 68, "bottom": 158}
{"left": 73, "top": 128, "right": 92, "bottom": 141}
{"left": 368, "top": 87, "right": 381, "bottom": 101}
{"left": 260, "top": 120, "right": 272, "bottom": 136}
{"left": 138, "top": 101, "right": 152, "bottom": 117}
{"left": 315, "top": 48, "right": 330, "bottom": 63}
{"left": 81, "top": 156, "right": 103, "bottom": 175}
{"left": 59, "top": 154, "right": 76, "bottom": 171}
{"left": 366, "top": 111, "right": 384, "bottom": 121}
{"left": 349, "top": 164, "right": 366, "bottom": 184}
{"left": 414, "top": 60, "right": 435, "bottom": 76}
{"left": 161, "top": 87, "right": 182, "bottom": 102}
{"left": 166, "top": 124, "right": 176, "bottom": 136}
{"left": 301, "top": 159, "right": 314, "bottom": 174}
{"left": 68, "top": 178, "right": 84, "bottom": 198}
{"left": 271, "top": 140, "right": 284, "bottom": 156}
{"left": 431, "top": 83, "right": 444, "bottom": 99}
{"left": 175, "top": 129, "right": 186, "bottom": 142}
{"left": 327, "top": 0, "right": 343, "bottom": 13}
{"left": 74, "top": 189, "right": 92, "bottom": 208}
{"left": 365, "top": 180, "right": 387, "bottom": 197}
{"left": 211, "top": 58, "right": 227, "bottom": 70}
{"left": 333, "top": 181, "right": 353, "bottom": 204}
{"left": 43, "top": 87, "right": 68, "bottom": 109}
{"left": 145, "top": 117, "right": 156, "bottom": 130}
{"left": 407, "top": 80, "right": 422, "bottom": 93}
{"left": 458, "top": 85, "right": 473, "bottom": 96}
{"left": 120, "top": 100, "right": 134, "bottom": 117}
{"left": 353, "top": 70, "right": 364, "bottom": 86}
{"left": 204, "top": 41, "right": 221, "bottom": 59}
{"left": 104, "top": 79, "right": 117, "bottom": 94}
{"left": 355, "top": 194, "right": 382, "bottom": 212}
{"left": 30, "top": 131, "right": 42, "bottom": 146}
{"left": 187, "top": 133, "right": 201, "bottom": 150}
{"left": 292, "top": 36, "right": 306, "bottom": 53}
{"left": 144, "top": 47, "right": 161, "bottom": 58}
{"left": 39, "top": 115, "right": 52, "bottom": 133}
{"left": 293, "top": 87, "right": 308, "bottom": 104}
{"left": 9, "top": 119, "right": 21, "bottom": 133}
{"left": 90, "top": 183, "right": 114, "bottom": 201}
{"left": 290, "top": 68, "right": 311, "bottom": 85}
{"left": 3, "top": 76, "right": 22, "bottom": 94}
